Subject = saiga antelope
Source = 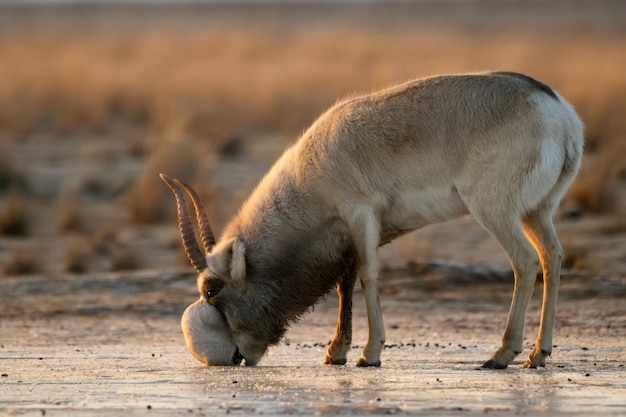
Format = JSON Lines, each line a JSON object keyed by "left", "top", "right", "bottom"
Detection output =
{"left": 162, "top": 71, "right": 583, "bottom": 368}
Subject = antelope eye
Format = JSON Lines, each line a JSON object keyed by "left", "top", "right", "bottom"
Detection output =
{"left": 206, "top": 289, "right": 220, "bottom": 299}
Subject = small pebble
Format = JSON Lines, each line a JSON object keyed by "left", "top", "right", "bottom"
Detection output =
{"left": 147, "top": 405, "right": 152, "bottom": 410}
{"left": 1, "top": 374, "right": 7, "bottom": 377}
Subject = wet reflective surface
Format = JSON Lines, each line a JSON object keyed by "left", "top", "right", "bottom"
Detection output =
{"left": 0, "top": 270, "right": 624, "bottom": 416}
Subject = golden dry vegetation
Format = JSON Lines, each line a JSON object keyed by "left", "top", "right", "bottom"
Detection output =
{"left": 0, "top": 2, "right": 624, "bottom": 276}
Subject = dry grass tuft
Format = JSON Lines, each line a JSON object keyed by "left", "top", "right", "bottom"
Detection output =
{"left": 57, "top": 201, "right": 84, "bottom": 233}
{"left": 65, "top": 239, "right": 92, "bottom": 274}
{"left": 596, "top": 216, "right": 626, "bottom": 236}
{"left": 125, "top": 140, "right": 202, "bottom": 224}
{"left": 78, "top": 177, "right": 111, "bottom": 199}
{"left": 562, "top": 243, "right": 594, "bottom": 273}
{"left": 3, "top": 249, "right": 38, "bottom": 275}
{"left": 91, "top": 223, "right": 119, "bottom": 254}
{"left": 0, "top": 192, "right": 29, "bottom": 236}
{"left": 109, "top": 243, "right": 140, "bottom": 272}
{"left": 70, "top": 225, "right": 141, "bottom": 271}
{"left": 216, "top": 135, "right": 246, "bottom": 159}
{"left": 567, "top": 173, "right": 616, "bottom": 215}
{"left": 566, "top": 146, "right": 625, "bottom": 215}
{"left": 0, "top": 150, "right": 25, "bottom": 192}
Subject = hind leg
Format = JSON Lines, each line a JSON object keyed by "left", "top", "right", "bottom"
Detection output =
{"left": 521, "top": 209, "right": 563, "bottom": 368}
{"left": 325, "top": 257, "right": 357, "bottom": 365}
{"left": 473, "top": 211, "right": 541, "bottom": 369}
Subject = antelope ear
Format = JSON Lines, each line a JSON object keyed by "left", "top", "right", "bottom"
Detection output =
{"left": 230, "top": 238, "right": 246, "bottom": 282}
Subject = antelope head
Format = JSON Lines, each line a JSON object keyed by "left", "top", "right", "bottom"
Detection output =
{"left": 160, "top": 174, "right": 246, "bottom": 366}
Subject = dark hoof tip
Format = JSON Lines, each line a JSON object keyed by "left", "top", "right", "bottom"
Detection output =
{"left": 523, "top": 360, "right": 545, "bottom": 369}
{"left": 324, "top": 356, "right": 347, "bottom": 366}
{"left": 356, "top": 358, "right": 381, "bottom": 368}
{"left": 482, "top": 359, "right": 507, "bottom": 369}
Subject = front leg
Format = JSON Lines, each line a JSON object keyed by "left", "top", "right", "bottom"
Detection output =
{"left": 325, "top": 257, "right": 357, "bottom": 365}
{"left": 346, "top": 208, "right": 384, "bottom": 367}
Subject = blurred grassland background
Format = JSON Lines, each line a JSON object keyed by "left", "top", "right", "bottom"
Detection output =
{"left": 0, "top": 1, "right": 625, "bottom": 277}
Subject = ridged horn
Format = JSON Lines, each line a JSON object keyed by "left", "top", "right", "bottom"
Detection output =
{"left": 160, "top": 174, "right": 207, "bottom": 272}
{"left": 174, "top": 178, "right": 216, "bottom": 254}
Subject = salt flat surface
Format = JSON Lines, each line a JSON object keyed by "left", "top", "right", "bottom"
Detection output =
{"left": 1, "top": 271, "right": 624, "bottom": 416}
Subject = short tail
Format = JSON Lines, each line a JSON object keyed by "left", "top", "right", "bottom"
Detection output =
{"left": 552, "top": 103, "right": 584, "bottom": 206}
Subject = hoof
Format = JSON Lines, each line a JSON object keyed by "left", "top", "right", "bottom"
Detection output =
{"left": 523, "top": 358, "right": 546, "bottom": 369}
{"left": 324, "top": 355, "right": 347, "bottom": 365}
{"left": 356, "top": 357, "right": 381, "bottom": 367}
{"left": 524, "top": 347, "right": 550, "bottom": 369}
{"left": 482, "top": 359, "right": 508, "bottom": 369}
